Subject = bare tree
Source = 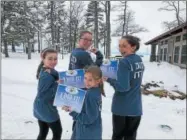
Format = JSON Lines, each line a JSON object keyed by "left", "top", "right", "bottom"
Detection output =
{"left": 67, "top": 1, "right": 85, "bottom": 52}
{"left": 161, "top": 21, "right": 178, "bottom": 31}
{"left": 113, "top": 1, "right": 148, "bottom": 36}
{"left": 114, "top": 8, "right": 148, "bottom": 36}
{"left": 158, "top": 1, "right": 186, "bottom": 30}
{"left": 101, "top": 1, "right": 111, "bottom": 58}
{"left": 121, "top": 1, "right": 127, "bottom": 36}
{"left": 72, "top": 2, "right": 85, "bottom": 49}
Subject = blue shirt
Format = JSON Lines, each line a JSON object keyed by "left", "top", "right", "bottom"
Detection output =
{"left": 33, "top": 68, "right": 60, "bottom": 122}
{"left": 69, "top": 87, "right": 102, "bottom": 140}
{"left": 107, "top": 54, "right": 144, "bottom": 116}
{"left": 69, "top": 48, "right": 103, "bottom": 70}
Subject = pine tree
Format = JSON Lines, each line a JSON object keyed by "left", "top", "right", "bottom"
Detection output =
{"left": 84, "top": 1, "right": 104, "bottom": 48}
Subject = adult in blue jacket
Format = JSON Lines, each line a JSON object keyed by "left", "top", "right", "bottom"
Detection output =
{"left": 104, "top": 35, "right": 144, "bottom": 140}
{"left": 68, "top": 30, "right": 103, "bottom": 70}
{"left": 33, "top": 48, "right": 62, "bottom": 140}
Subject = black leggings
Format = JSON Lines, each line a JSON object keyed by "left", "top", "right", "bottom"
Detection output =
{"left": 112, "top": 115, "right": 141, "bottom": 140}
{"left": 37, "top": 119, "right": 62, "bottom": 140}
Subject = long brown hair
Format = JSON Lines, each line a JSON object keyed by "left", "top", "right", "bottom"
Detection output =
{"left": 85, "top": 66, "right": 105, "bottom": 97}
{"left": 36, "top": 48, "right": 57, "bottom": 79}
{"left": 121, "top": 35, "right": 140, "bottom": 52}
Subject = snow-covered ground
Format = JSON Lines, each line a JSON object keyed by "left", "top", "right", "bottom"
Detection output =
{"left": 1, "top": 53, "right": 186, "bottom": 139}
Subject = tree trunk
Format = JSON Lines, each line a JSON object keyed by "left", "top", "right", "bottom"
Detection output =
{"left": 69, "top": 1, "right": 72, "bottom": 52}
{"left": 24, "top": 1, "right": 31, "bottom": 59}
{"left": 4, "top": 39, "right": 9, "bottom": 57}
{"left": 73, "top": 29, "right": 77, "bottom": 50}
{"left": 103, "top": 36, "right": 106, "bottom": 57}
{"left": 38, "top": 30, "right": 40, "bottom": 53}
{"left": 40, "top": 31, "right": 43, "bottom": 51}
{"left": 94, "top": 1, "right": 99, "bottom": 49}
{"left": 12, "top": 40, "right": 16, "bottom": 52}
{"left": 32, "top": 33, "right": 35, "bottom": 53}
{"left": 73, "top": 20, "right": 78, "bottom": 49}
{"left": 176, "top": 1, "right": 180, "bottom": 25}
{"left": 106, "top": 1, "right": 111, "bottom": 58}
{"left": 61, "top": 40, "right": 64, "bottom": 59}
{"left": 28, "top": 39, "right": 31, "bottom": 59}
{"left": 23, "top": 42, "right": 26, "bottom": 53}
{"left": 61, "top": 45, "right": 64, "bottom": 59}
{"left": 35, "top": 1, "right": 40, "bottom": 53}
{"left": 51, "top": 1, "right": 55, "bottom": 48}
{"left": 104, "top": 2, "right": 107, "bottom": 58}
{"left": 122, "top": 1, "right": 127, "bottom": 37}
{"left": 54, "top": 10, "right": 58, "bottom": 50}
{"left": 32, "top": 44, "right": 34, "bottom": 52}
{"left": 57, "top": 27, "right": 60, "bottom": 52}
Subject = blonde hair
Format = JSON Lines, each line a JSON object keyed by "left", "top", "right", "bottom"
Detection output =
{"left": 85, "top": 66, "right": 105, "bottom": 97}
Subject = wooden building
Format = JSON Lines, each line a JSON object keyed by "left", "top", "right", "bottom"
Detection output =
{"left": 145, "top": 22, "right": 187, "bottom": 68}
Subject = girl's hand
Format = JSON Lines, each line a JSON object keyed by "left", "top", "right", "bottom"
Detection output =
{"left": 57, "top": 79, "right": 64, "bottom": 84}
{"left": 90, "top": 47, "right": 98, "bottom": 54}
{"left": 102, "top": 77, "right": 108, "bottom": 81}
{"left": 45, "top": 68, "right": 51, "bottom": 73}
{"left": 62, "top": 106, "right": 72, "bottom": 112}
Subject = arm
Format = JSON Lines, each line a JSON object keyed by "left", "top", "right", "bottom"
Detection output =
{"left": 83, "top": 51, "right": 103, "bottom": 68}
{"left": 38, "top": 72, "right": 55, "bottom": 93}
{"left": 68, "top": 54, "right": 74, "bottom": 70}
{"left": 50, "top": 69, "right": 59, "bottom": 80}
{"left": 95, "top": 51, "right": 104, "bottom": 67}
{"left": 43, "top": 68, "right": 59, "bottom": 80}
{"left": 106, "top": 60, "right": 131, "bottom": 92}
{"left": 82, "top": 52, "right": 95, "bottom": 67}
{"left": 69, "top": 93, "right": 100, "bottom": 125}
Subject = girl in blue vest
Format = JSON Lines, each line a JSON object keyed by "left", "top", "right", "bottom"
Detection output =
{"left": 33, "top": 48, "right": 62, "bottom": 140}
{"left": 63, "top": 66, "right": 105, "bottom": 140}
{"left": 104, "top": 35, "right": 144, "bottom": 140}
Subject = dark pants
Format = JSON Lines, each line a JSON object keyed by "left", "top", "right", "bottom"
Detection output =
{"left": 72, "top": 121, "right": 76, "bottom": 131}
{"left": 112, "top": 114, "right": 141, "bottom": 140}
{"left": 37, "top": 119, "right": 62, "bottom": 140}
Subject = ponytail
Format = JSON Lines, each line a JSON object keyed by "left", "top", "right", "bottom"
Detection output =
{"left": 99, "top": 80, "right": 106, "bottom": 97}
{"left": 36, "top": 61, "right": 44, "bottom": 79}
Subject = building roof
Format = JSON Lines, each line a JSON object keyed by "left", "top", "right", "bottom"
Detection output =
{"left": 145, "top": 22, "right": 187, "bottom": 45}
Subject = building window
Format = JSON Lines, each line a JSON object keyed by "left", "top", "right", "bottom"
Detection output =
{"left": 181, "top": 45, "right": 187, "bottom": 64}
{"left": 183, "top": 33, "right": 187, "bottom": 40}
{"left": 175, "top": 35, "right": 181, "bottom": 42}
{"left": 174, "top": 46, "right": 180, "bottom": 63}
{"left": 160, "top": 49, "right": 163, "bottom": 61}
{"left": 160, "top": 41, "right": 163, "bottom": 45}
{"left": 164, "top": 40, "right": 168, "bottom": 44}
{"left": 163, "top": 48, "right": 167, "bottom": 61}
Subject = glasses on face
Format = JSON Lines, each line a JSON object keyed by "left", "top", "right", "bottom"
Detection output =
{"left": 47, "top": 57, "right": 57, "bottom": 61}
{"left": 80, "top": 38, "right": 93, "bottom": 42}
